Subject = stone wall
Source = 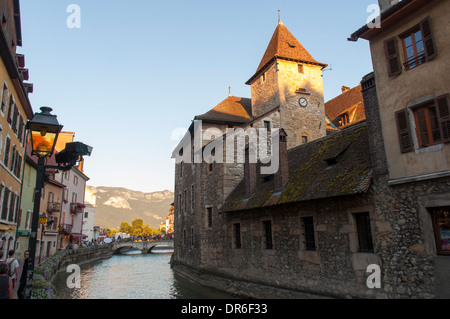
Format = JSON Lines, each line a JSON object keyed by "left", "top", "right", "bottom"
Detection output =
{"left": 173, "top": 173, "right": 450, "bottom": 299}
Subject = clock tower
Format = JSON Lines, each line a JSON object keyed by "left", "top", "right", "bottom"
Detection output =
{"left": 246, "top": 17, "right": 328, "bottom": 149}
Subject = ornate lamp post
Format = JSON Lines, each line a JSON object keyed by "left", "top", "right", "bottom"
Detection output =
{"left": 24, "top": 107, "right": 63, "bottom": 299}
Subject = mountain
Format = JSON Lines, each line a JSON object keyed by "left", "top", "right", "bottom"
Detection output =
{"left": 85, "top": 186, "right": 174, "bottom": 229}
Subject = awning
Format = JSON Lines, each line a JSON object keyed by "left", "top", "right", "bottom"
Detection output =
{"left": 70, "top": 233, "right": 88, "bottom": 239}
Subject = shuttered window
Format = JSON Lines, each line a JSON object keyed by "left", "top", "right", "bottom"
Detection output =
{"left": 413, "top": 104, "right": 441, "bottom": 148}
{"left": 421, "top": 16, "right": 437, "bottom": 60}
{"left": 387, "top": 16, "right": 437, "bottom": 76}
{"left": 395, "top": 109, "right": 414, "bottom": 153}
{"left": 435, "top": 94, "right": 450, "bottom": 143}
{"left": 384, "top": 37, "right": 401, "bottom": 77}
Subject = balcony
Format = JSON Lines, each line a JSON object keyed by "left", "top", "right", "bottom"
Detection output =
{"left": 70, "top": 202, "right": 85, "bottom": 214}
{"left": 47, "top": 202, "right": 61, "bottom": 213}
{"left": 60, "top": 224, "right": 72, "bottom": 233}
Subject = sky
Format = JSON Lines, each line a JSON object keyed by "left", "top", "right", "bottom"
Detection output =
{"left": 18, "top": 0, "right": 376, "bottom": 193}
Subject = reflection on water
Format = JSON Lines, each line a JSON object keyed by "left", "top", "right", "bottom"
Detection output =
{"left": 53, "top": 253, "right": 236, "bottom": 299}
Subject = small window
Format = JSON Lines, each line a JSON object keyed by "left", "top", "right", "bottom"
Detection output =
{"left": 263, "top": 121, "right": 271, "bottom": 132}
{"left": 190, "top": 227, "right": 195, "bottom": 247}
{"left": 262, "top": 72, "right": 266, "bottom": 82}
{"left": 354, "top": 212, "right": 374, "bottom": 253}
{"left": 206, "top": 207, "right": 212, "bottom": 227}
{"left": 298, "top": 64, "right": 304, "bottom": 74}
{"left": 302, "top": 217, "right": 316, "bottom": 251}
{"left": 233, "top": 223, "right": 241, "bottom": 249}
{"left": 302, "top": 136, "right": 308, "bottom": 144}
{"left": 430, "top": 207, "right": 450, "bottom": 255}
{"left": 263, "top": 220, "right": 273, "bottom": 250}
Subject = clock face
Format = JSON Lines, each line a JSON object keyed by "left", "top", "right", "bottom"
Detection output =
{"left": 299, "top": 97, "right": 308, "bottom": 107}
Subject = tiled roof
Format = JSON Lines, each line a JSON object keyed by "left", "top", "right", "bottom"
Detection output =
{"left": 247, "top": 23, "right": 327, "bottom": 84}
{"left": 221, "top": 122, "right": 372, "bottom": 213}
{"left": 195, "top": 96, "right": 252, "bottom": 124}
{"left": 325, "top": 85, "right": 365, "bottom": 126}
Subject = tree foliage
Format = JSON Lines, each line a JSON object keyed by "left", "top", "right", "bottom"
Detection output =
{"left": 117, "top": 219, "right": 161, "bottom": 237}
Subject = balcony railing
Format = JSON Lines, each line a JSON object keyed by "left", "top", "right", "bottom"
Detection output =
{"left": 70, "top": 202, "right": 85, "bottom": 214}
{"left": 47, "top": 202, "right": 61, "bottom": 213}
{"left": 61, "top": 224, "right": 72, "bottom": 233}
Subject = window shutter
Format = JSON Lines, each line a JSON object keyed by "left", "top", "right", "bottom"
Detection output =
{"left": 435, "top": 94, "right": 450, "bottom": 143}
{"left": 421, "top": 16, "right": 437, "bottom": 60}
{"left": 384, "top": 37, "right": 401, "bottom": 77}
{"left": 395, "top": 109, "right": 414, "bottom": 153}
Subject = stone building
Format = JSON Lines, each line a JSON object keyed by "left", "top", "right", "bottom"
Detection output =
{"left": 172, "top": 1, "right": 450, "bottom": 299}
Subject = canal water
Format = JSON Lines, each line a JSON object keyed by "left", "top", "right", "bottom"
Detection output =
{"left": 52, "top": 251, "right": 237, "bottom": 299}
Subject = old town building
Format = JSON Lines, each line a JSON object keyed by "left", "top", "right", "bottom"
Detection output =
{"left": 172, "top": 0, "right": 450, "bottom": 299}
{"left": 0, "top": 0, "right": 33, "bottom": 258}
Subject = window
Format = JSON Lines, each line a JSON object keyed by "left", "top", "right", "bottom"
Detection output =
{"left": 354, "top": 212, "right": 374, "bottom": 253}
{"left": 401, "top": 27, "right": 426, "bottom": 71}
{"left": 395, "top": 94, "right": 450, "bottom": 153}
{"left": 73, "top": 175, "right": 78, "bottom": 186}
{"left": 298, "top": 64, "right": 304, "bottom": 74}
{"left": 1, "top": 83, "right": 8, "bottom": 114}
{"left": 233, "top": 223, "right": 241, "bottom": 249}
{"left": 190, "top": 185, "right": 195, "bottom": 212}
{"left": 263, "top": 121, "right": 271, "bottom": 132}
{"left": 183, "top": 229, "right": 187, "bottom": 246}
{"left": 262, "top": 72, "right": 266, "bottom": 82}
{"left": 263, "top": 220, "right": 273, "bottom": 249}
{"left": 302, "top": 217, "right": 316, "bottom": 251}
{"left": 430, "top": 207, "right": 450, "bottom": 255}
{"left": 72, "top": 192, "right": 77, "bottom": 203}
{"left": 190, "top": 227, "right": 194, "bottom": 247}
{"left": 302, "top": 136, "right": 308, "bottom": 144}
{"left": 206, "top": 207, "right": 212, "bottom": 227}
{"left": 183, "top": 190, "right": 187, "bottom": 213}
{"left": 384, "top": 17, "right": 437, "bottom": 77}
{"left": 3, "top": 136, "right": 10, "bottom": 167}
{"left": 413, "top": 103, "right": 441, "bottom": 148}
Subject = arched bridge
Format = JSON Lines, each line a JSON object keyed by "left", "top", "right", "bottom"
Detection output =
{"left": 112, "top": 240, "right": 174, "bottom": 254}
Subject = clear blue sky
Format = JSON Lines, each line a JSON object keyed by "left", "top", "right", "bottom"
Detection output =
{"left": 19, "top": 0, "right": 375, "bottom": 193}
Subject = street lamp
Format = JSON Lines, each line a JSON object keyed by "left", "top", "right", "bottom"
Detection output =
{"left": 24, "top": 107, "right": 63, "bottom": 299}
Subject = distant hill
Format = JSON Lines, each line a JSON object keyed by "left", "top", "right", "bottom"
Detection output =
{"left": 85, "top": 186, "right": 174, "bottom": 229}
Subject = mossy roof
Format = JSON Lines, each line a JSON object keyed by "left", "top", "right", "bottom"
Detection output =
{"left": 221, "top": 122, "right": 372, "bottom": 213}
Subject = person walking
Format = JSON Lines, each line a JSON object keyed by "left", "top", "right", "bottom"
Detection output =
{"left": 16, "top": 250, "right": 29, "bottom": 299}
{"left": 0, "top": 262, "right": 13, "bottom": 299}
{"left": 6, "top": 250, "right": 19, "bottom": 290}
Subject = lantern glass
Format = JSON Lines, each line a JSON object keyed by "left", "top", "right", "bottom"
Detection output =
{"left": 27, "top": 107, "right": 63, "bottom": 158}
{"left": 30, "top": 130, "right": 58, "bottom": 158}
{"left": 39, "top": 213, "right": 48, "bottom": 225}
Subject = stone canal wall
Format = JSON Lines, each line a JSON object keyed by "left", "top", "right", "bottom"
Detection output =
{"left": 31, "top": 244, "right": 113, "bottom": 299}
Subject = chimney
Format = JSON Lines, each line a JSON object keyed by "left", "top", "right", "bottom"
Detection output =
{"left": 341, "top": 86, "right": 351, "bottom": 93}
{"left": 378, "top": 0, "right": 399, "bottom": 12}
{"left": 244, "top": 144, "right": 257, "bottom": 196}
{"left": 274, "top": 129, "right": 289, "bottom": 190}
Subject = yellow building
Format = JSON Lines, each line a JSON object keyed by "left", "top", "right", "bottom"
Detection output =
{"left": 0, "top": 0, "right": 33, "bottom": 258}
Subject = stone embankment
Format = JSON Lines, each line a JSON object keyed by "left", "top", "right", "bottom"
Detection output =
{"left": 31, "top": 244, "right": 113, "bottom": 299}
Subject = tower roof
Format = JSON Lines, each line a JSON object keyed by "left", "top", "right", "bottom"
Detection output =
{"left": 246, "top": 22, "right": 327, "bottom": 85}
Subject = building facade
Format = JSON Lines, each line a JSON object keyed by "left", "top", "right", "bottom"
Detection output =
{"left": 172, "top": 2, "right": 450, "bottom": 299}
{"left": 0, "top": 0, "right": 33, "bottom": 259}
